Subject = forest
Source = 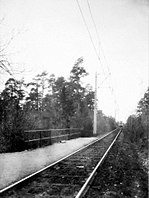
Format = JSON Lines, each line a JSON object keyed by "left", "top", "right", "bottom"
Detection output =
{"left": 124, "top": 87, "right": 148, "bottom": 151}
{"left": 0, "top": 57, "right": 117, "bottom": 153}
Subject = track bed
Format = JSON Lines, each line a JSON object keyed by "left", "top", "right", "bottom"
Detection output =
{"left": 1, "top": 130, "right": 119, "bottom": 198}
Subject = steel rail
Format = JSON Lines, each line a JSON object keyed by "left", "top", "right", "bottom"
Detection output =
{"left": 0, "top": 128, "right": 117, "bottom": 194}
{"left": 75, "top": 129, "right": 122, "bottom": 198}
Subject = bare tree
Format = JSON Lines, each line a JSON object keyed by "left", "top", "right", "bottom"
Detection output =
{"left": 0, "top": 19, "right": 14, "bottom": 76}
{"left": 0, "top": 18, "right": 25, "bottom": 78}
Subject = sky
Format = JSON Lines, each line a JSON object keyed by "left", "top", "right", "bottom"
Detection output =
{"left": 0, "top": 0, "right": 148, "bottom": 122}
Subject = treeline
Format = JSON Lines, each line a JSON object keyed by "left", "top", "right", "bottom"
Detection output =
{"left": 124, "top": 87, "right": 149, "bottom": 149}
{"left": 0, "top": 57, "right": 117, "bottom": 153}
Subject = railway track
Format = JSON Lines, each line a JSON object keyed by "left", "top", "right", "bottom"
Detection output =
{"left": 0, "top": 128, "right": 121, "bottom": 198}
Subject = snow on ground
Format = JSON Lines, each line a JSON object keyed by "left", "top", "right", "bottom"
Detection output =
{"left": 0, "top": 137, "right": 98, "bottom": 190}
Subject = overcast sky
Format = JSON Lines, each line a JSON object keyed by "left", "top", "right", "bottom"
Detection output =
{"left": 0, "top": 0, "right": 148, "bottom": 122}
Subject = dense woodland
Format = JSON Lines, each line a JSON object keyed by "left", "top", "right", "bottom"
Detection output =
{"left": 0, "top": 57, "right": 117, "bottom": 153}
{"left": 0, "top": 28, "right": 148, "bottom": 153}
{"left": 124, "top": 87, "right": 149, "bottom": 150}
{"left": 0, "top": 57, "right": 148, "bottom": 153}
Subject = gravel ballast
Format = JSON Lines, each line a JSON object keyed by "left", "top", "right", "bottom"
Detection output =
{"left": 0, "top": 137, "right": 98, "bottom": 190}
{"left": 85, "top": 133, "right": 148, "bottom": 198}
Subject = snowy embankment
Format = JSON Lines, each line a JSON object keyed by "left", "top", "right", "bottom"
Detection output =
{"left": 0, "top": 137, "right": 98, "bottom": 190}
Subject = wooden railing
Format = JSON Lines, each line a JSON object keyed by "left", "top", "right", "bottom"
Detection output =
{"left": 24, "top": 128, "right": 83, "bottom": 148}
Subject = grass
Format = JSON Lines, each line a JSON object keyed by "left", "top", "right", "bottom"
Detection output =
{"left": 85, "top": 132, "right": 148, "bottom": 198}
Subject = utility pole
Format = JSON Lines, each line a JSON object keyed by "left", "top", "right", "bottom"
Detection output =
{"left": 93, "top": 71, "right": 97, "bottom": 135}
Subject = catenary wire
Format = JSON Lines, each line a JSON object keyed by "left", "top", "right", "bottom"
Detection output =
{"left": 86, "top": 0, "right": 120, "bottom": 119}
{"left": 75, "top": 0, "right": 105, "bottom": 75}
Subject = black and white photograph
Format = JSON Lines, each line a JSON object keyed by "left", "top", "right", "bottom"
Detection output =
{"left": 0, "top": 0, "right": 148, "bottom": 197}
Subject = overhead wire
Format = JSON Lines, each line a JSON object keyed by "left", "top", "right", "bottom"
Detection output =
{"left": 75, "top": 0, "right": 105, "bottom": 75}
{"left": 75, "top": 0, "right": 120, "bottom": 120}
{"left": 86, "top": 0, "right": 111, "bottom": 76}
{"left": 86, "top": 0, "right": 120, "bottom": 120}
